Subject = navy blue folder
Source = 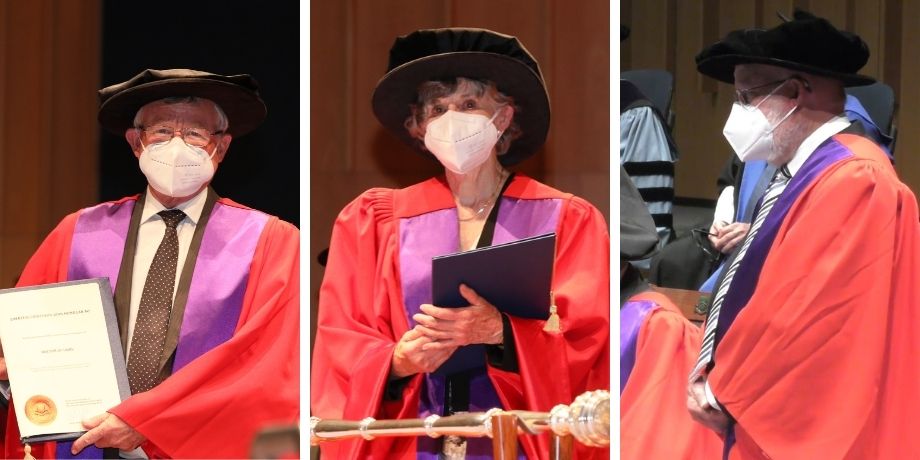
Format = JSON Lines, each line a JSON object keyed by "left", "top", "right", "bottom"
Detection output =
{"left": 430, "top": 232, "right": 556, "bottom": 375}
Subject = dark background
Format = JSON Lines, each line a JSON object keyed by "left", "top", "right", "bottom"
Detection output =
{"left": 100, "top": 0, "right": 300, "bottom": 226}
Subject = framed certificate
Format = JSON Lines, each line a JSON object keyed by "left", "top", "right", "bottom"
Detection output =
{"left": 0, "top": 278, "right": 130, "bottom": 443}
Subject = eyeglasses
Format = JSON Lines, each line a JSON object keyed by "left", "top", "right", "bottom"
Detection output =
{"left": 690, "top": 228, "right": 721, "bottom": 263}
{"left": 137, "top": 125, "right": 224, "bottom": 148}
{"left": 734, "top": 79, "right": 790, "bottom": 106}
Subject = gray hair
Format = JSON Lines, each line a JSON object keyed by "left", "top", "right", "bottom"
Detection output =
{"left": 404, "top": 77, "right": 522, "bottom": 156}
{"left": 133, "top": 96, "right": 229, "bottom": 132}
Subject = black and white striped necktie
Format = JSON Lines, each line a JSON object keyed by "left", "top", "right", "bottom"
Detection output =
{"left": 691, "top": 166, "right": 791, "bottom": 380}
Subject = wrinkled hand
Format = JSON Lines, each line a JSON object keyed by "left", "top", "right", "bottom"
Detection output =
{"left": 390, "top": 328, "right": 457, "bottom": 378}
{"left": 687, "top": 379, "right": 730, "bottom": 434}
{"left": 0, "top": 343, "right": 6, "bottom": 380}
{"left": 72, "top": 412, "right": 145, "bottom": 454}
{"left": 413, "top": 284, "right": 503, "bottom": 350}
{"left": 709, "top": 221, "right": 750, "bottom": 254}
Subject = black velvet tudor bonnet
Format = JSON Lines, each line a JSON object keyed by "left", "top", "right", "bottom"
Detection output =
{"left": 371, "top": 28, "right": 551, "bottom": 166}
{"left": 98, "top": 69, "right": 267, "bottom": 137}
{"left": 696, "top": 10, "right": 874, "bottom": 87}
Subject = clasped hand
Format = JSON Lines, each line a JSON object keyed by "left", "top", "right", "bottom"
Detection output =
{"left": 390, "top": 284, "right": 503, "bottom": 378}
{"left": 709, "top": 221, "right": 751, "bottom": 254}
{"left": 686, "top": 379, "right": 730, "bottom": 434}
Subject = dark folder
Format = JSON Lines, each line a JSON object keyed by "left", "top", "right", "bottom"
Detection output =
{"left": 430, "top": 232, "right": 556, "bottom": 375}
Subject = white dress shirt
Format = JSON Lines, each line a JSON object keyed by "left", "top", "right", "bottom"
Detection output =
{"left": 125, "top": 187, "right": 208, "bottom": 359}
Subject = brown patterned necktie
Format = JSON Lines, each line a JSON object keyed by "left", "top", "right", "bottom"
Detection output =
{"left": 127, "top": 209, "right": 186, "bottom": 394}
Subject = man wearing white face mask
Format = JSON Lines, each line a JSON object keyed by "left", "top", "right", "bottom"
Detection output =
{"left": 312, "top": 28, "right": 610, "bottom": 460}
{"left": 686, "top": 10, "right": 920, "bottom": 459}
{"left": 0, "top": 69, "right": 299, "bottom": 459}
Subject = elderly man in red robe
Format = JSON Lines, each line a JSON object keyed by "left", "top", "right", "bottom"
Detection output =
{"left": 0, "top": 69, "right": 299, "bottom": 459}
{"left": 687, "top": 10, "right": 920, "bottom": 459}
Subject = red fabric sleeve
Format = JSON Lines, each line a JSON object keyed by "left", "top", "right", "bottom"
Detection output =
{"left": 16, "top": 211, "right": 78, "bottom": 286}
{"left": 620, "top": 292, "right": 722, "bottom": 460}
{"left": 310, "top": 189, "right": 419, "bottom": 460}
{"left": 710, "top": 152, "right": 920, "bottom": 459}
{"left": 1, "top": 212, "right": 79, "bottom": 459}
{"left": 313, "top": 184, "right": 611, "bottom": 460}
{"left": 490, "top": 196, "right": 610, "bottom": 460}
{"left": 108, "top": 216, "right": 300, "bottom": 458}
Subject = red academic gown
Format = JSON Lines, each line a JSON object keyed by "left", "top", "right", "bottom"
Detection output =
{"left": 311, "top": 175, "right": 610, "bottom": 459}
{"left": 2, "top": 197, "right": 300, "bottom": 459}
{"left": 709, "top": 134, "right": 920, "bottom": 459}
{"left": 620, "top": 291, "right": 722, "bottom": 460}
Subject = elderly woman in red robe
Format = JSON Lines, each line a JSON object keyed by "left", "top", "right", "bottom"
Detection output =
{"left": 311, "top": 28, "right": 609, "bottom": 459}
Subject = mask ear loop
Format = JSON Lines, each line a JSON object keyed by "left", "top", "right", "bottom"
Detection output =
{"left": 766, "top": 78, "right": 806, "bottom": 134}
{"left": 486, "top": 110, "right": 504, "bottom": 152}
{"left": 767, "top": 102, "right": 798, "bottom": 134}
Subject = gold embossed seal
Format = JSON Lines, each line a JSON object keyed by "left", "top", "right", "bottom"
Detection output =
{"left": 24, "top": 395, "right": 57, "bottom": 425}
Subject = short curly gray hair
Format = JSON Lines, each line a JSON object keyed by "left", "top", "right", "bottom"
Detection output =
{"left": 404, "top": 77, "right": 522, "bottom": 156}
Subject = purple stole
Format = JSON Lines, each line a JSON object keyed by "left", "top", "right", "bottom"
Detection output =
{"left": 398, "top": 194, "right": 562, "bottom": 460}
{"left": 56, "top": 192, "right": 268, "bottom": 459}
{"left": 619, "top": 300, "right": 657, "bottom": 394}
{"left": 712, "top": 137, "right": 853, "bottom": 349}
{"left": 711, "top": 138, "right": 853, "bottom": 459}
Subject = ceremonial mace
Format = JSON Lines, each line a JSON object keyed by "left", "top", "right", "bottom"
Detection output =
{"left": 311, "top": 389, "right": 610, "bottom": 460}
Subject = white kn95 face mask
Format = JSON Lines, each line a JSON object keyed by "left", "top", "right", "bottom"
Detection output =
{"left": 139, "top": 137, "right": 215, "bottom": 197}
{"left": 424, "top": 110, "right": 501, "bottom": 174}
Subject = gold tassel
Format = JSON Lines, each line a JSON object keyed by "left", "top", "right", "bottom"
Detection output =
{"left": 23, "top": 443, "right": 35, "bottom": 460}
{"left": 543, "top": 291, "right": 561, "bottom": 333}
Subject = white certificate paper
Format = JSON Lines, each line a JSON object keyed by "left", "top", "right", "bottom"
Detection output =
{"left": 0, "top": 278, "right": 129, "bottom": 442}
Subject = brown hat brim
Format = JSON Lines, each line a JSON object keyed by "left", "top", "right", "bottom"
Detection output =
{"left": 371, "top": 52, "right": 550, "bottom": 166}
{"left": 98, "top": 76, "right": 267, "bottom": 137}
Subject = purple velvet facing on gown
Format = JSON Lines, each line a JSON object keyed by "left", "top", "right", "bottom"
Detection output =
{"left": 58, "top": 199, "right": 267, "bottom": 459}
{"left": 398, "top": 195, "right": 562, "bottom": 459}
{"left": 619, "top": 300, "right": 657, "bottom": 394}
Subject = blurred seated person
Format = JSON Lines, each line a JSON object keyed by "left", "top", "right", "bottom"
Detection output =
{"left": 620, "top": 26, "right": 678, "bottom": 250}
{"left": 311, "top": 28, "right": 610, "bottom": 460}
{"left": 620, "top": 166, "right": 721, "bottom": 460}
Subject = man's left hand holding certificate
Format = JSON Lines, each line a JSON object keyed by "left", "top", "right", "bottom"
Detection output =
{"left": 0, "top": 278, "right": 130, "bottom": 447}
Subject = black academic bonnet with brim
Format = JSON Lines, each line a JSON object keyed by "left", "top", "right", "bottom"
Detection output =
{"left": 620, "top": 166, "right": 659, "bottom": 261}
{"left": 98, "top": 69, "right": 267, "bottom": 137}
{"left": 372, "top": 28, "right": 551, "bottom": 166}
{"left": 696, "top": 9, "right": 874, "bottom": 87}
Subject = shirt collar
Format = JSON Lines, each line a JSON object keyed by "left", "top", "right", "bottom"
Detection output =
{"left": 141, "top": 187, "right": 208, "bottom": 225}
{"left": 785, "top": 115, "right": 850, "bottom": 177}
